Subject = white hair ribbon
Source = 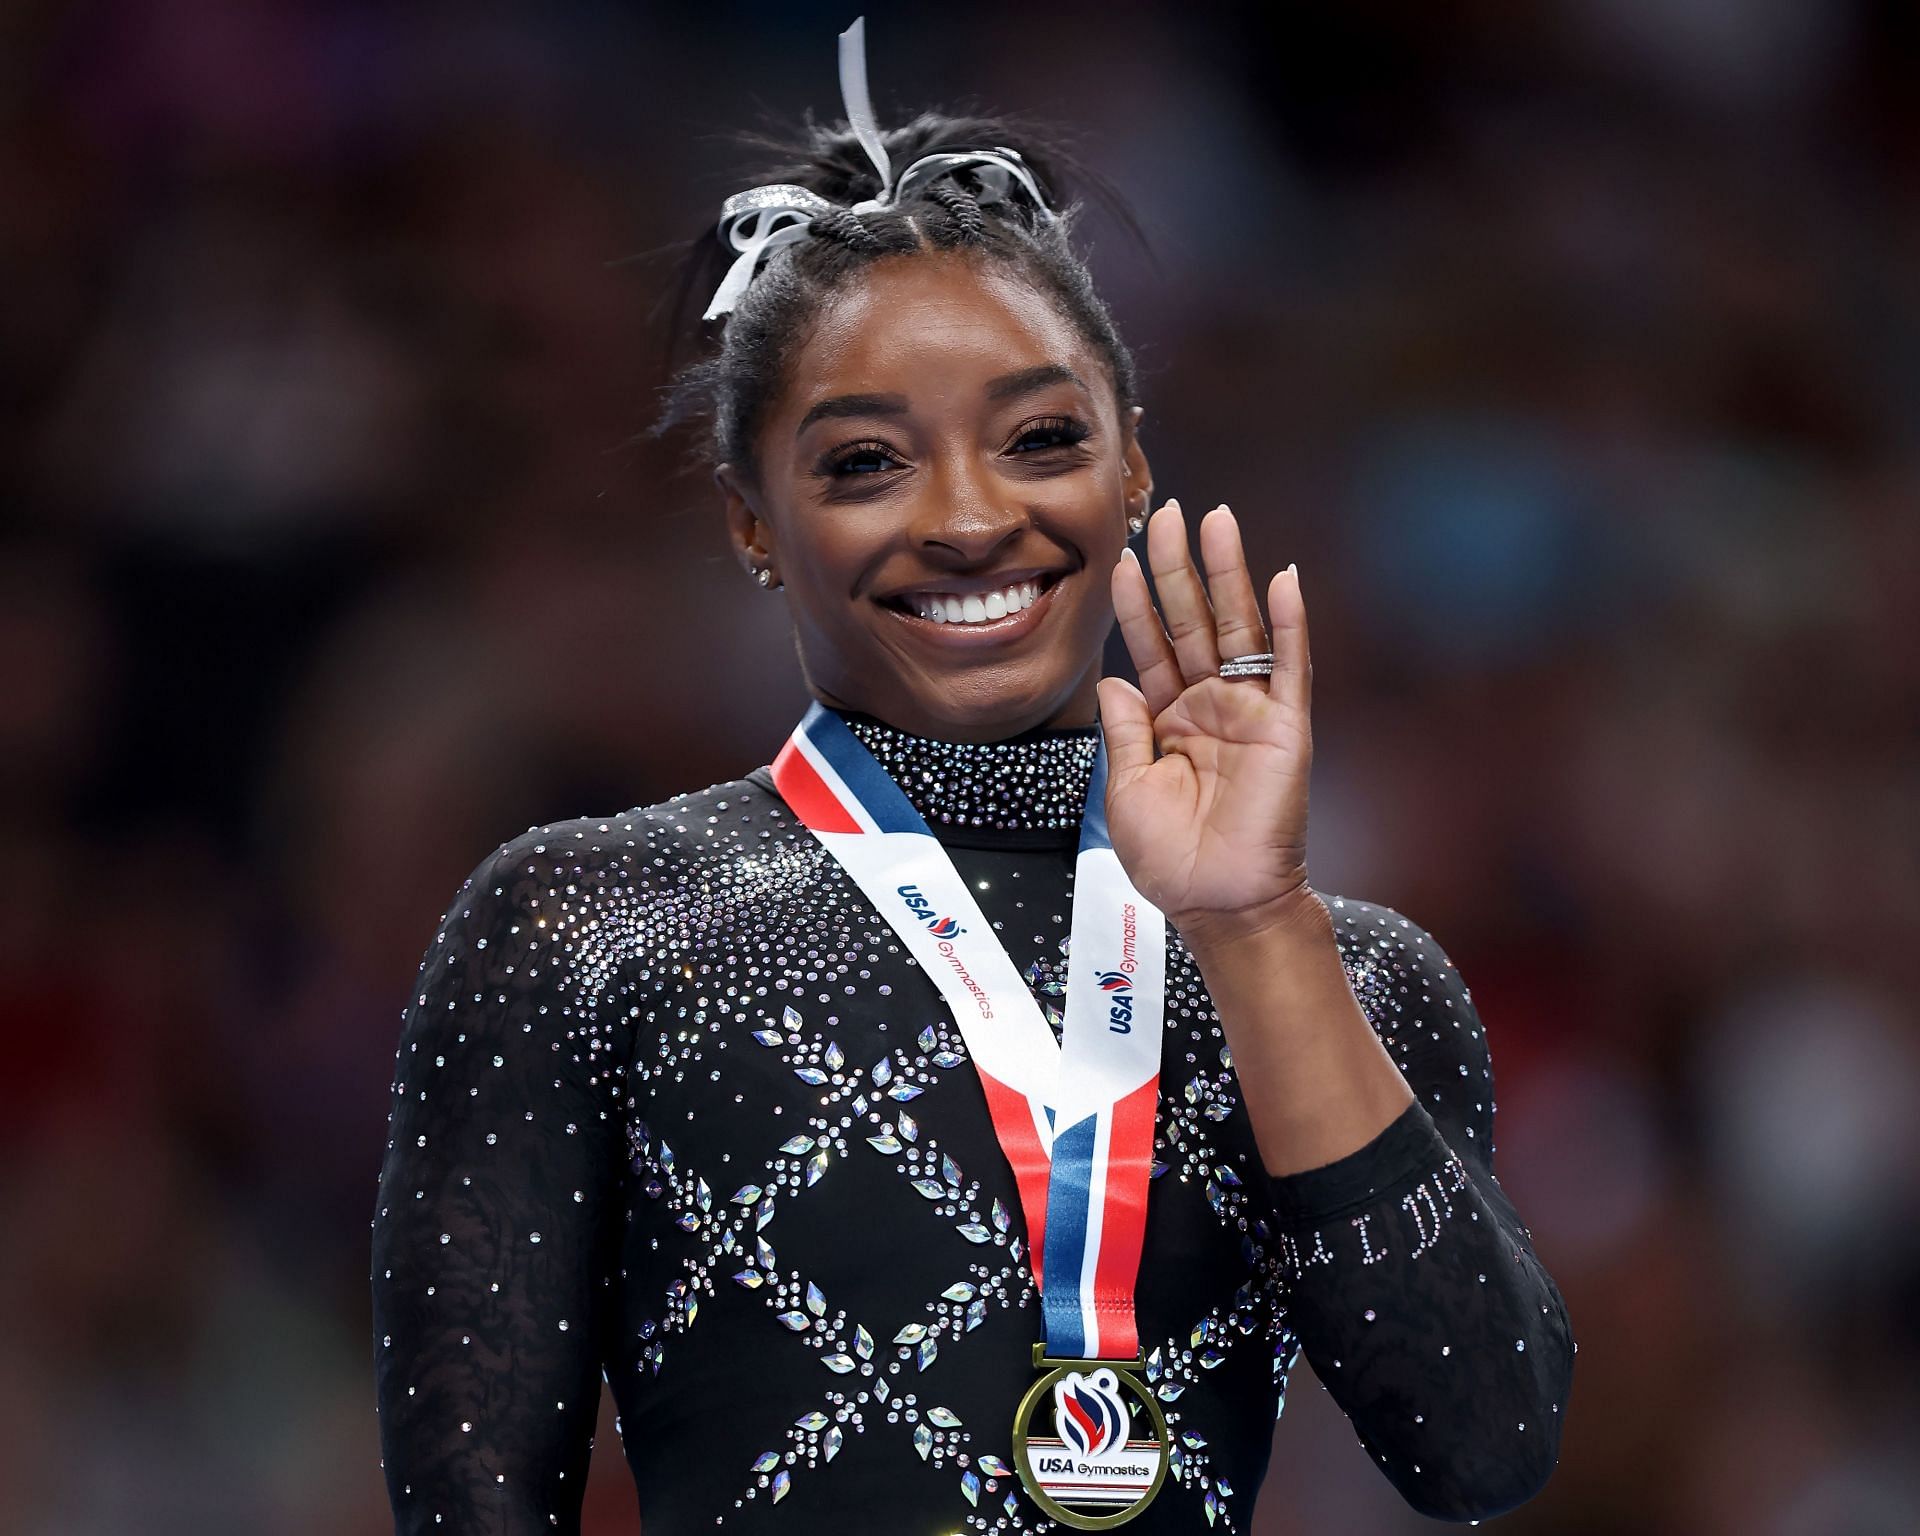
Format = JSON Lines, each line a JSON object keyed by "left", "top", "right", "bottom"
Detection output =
{"left": 891, "top": 150, "right": 1053, "bottom": 216}
{"left": 701, "top": 16, "right": 1058, "bottom": 321}
{"left": 838, "top": 17, "right": 894, "bottom": 212}
{"left": 703, "top": 184, "right": 834, "bottom": 321}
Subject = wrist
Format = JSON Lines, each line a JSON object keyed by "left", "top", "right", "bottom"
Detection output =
{"left": 1173, "top": 880, "right": 1333, "bottom": 959}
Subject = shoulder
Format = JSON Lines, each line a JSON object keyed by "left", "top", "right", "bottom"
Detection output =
{"left": 434, "top": 771, "right": 786, "bottom": 944}
{"left": 1319, "top": 891, "right": 1455, "bottom": 965}
{"left": 465, "top": 773, "right": 780, "bottom": 889}
{"left": 1320, "top": 893, "right": 1477, "bottom": 1018}
{"left": 1318, "top": 891, "right": 1497, "bottom": 1153}
{"left": 412, "top": 773, "right": 781, "bottom": 1001}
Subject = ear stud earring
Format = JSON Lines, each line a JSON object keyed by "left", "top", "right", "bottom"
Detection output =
{"left": 1127, "top": 511, "right": 1147, "bottom": 534}
{"left": 754, "top": 568, "right": 773, "bottom": 588}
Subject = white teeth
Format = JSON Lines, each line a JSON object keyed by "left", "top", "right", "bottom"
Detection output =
{"left": 901, "top": 578, "right": 1051, "bottom": 625}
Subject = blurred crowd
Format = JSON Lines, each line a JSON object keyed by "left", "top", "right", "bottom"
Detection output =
{"left": 4, "top": 1, "right": 1917, "bottom": 1532}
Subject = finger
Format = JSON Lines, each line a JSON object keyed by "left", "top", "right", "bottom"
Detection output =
{"left": 1111, "top": 538, "right": 1187, "bottom": 717}
{"left": 1144, "top": 499, "right": 1221, "bottom": 686}
{"left": 1198, "top": 505, "right": 1269, "bottom": 664}
{"left": 1095, "top": 676, "right": 1157, "bottom": 781}
{"left": 1267, "top": 562, "right": 1310, "bottom": 717}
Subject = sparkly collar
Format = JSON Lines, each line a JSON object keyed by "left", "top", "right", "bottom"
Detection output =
{"left": 840, "top": 710, "right": 1098, "bottom": 836}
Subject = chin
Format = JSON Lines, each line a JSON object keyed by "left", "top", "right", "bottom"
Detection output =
{"left": 893, "top": 666, "right": 1087, "bottom": 742}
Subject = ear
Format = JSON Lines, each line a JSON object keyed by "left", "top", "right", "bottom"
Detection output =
{"left": 1119, "top": 405, "right": 1153, "bottom": 522}
{"left": 717, "top": 463, "right": 777, "bottom": 585}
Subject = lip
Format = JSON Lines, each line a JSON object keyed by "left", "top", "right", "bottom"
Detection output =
{"left": 877, "top": 571, "right": 1067, "bottom": 647}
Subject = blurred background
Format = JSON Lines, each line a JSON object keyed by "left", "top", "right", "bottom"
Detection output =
{"left": 5, "top": 0, "right": 1918, "bottom": 1531}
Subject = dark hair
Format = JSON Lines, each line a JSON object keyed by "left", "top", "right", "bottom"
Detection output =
{"left": 656, "top": 111, "right": 1141, "bottom": 480}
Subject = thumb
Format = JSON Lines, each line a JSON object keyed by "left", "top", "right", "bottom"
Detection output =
{"left": 1096, "top": 676, "right": 1157, "bottom": 782}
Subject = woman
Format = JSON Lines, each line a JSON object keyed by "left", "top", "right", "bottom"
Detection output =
{"left": 371, "top": 22, "right": 1572, "bottom": 1534}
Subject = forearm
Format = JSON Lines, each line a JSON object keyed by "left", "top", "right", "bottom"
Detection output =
{"left": 372, "top": 1179, "right": 605, "bottom": 1535}
{"left": 1271, "top": 1102, "right": 1574, "bottom": 1520}
{"left": 1180, "top": 886, "right": 1414, "bottom": 1177}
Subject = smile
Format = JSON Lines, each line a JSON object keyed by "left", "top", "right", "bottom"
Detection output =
{"left": 879, "top": 573, "right": 1066, "bottom": 642}
{"left": 897, "top": 576, "right": 1051, "bottom": 625}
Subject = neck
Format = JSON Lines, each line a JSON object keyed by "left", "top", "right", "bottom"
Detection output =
{"left": 811, "top": 663, "right": 1102, "bottom": 744}
{"left": 1039, "top": 675, "right": 1101, "bottom": 732}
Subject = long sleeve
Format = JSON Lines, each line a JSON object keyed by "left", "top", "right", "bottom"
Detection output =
{"left": 1267, "top": 899, "right": 1574, "bottom": 1521}
{"left": 371, "top": 837, "right": 627, "bottom": 1535}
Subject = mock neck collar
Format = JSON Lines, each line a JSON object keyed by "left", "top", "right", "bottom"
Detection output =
{"left": 839, "top": 710, "right": 1099, "bottom": 833}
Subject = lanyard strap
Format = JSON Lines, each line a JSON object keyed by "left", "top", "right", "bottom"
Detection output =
{"left": 772, "top": 704, "right": 1165, "bottom": 1358}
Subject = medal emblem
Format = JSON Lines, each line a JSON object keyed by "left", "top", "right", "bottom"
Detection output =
{"left": 1012, "top": 1350, "right": 1169, "bottom": 1528}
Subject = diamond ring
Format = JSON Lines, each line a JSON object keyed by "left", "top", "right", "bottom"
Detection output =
{"left": 1217, "top": 652, "right": 1275, "bottom": 681}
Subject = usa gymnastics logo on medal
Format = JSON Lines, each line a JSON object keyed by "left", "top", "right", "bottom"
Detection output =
{"left": 1015, "top": 1362, "right": 1168, "bottom": 1526}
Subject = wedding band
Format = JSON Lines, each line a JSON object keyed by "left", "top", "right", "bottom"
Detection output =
{"left": 1217, "top": 652, "right": 1275, "bottom": 680}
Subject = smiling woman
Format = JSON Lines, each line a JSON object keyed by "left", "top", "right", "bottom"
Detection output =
{"left": 370, "top": 19, "right": 1574, "bottom": 1536}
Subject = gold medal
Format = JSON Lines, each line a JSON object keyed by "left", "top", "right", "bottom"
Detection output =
{"left": 1011, "top": 1345, "right": 1170, "bottom": 1528}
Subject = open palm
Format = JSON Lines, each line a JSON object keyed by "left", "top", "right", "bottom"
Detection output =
{"left": 1096, "top": 502, "right": 1314, "bottom": 938}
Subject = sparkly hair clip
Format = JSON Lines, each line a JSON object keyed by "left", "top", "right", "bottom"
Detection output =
{"left": 702, "top": 16, "right": 1057, "bottom": 321}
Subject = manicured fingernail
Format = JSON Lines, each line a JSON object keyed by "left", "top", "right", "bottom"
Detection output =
{"left": 1287, "top": 561, "right": 1299, "bottom": 584}
{"left": 1122, "top": 547, "right": 1139, "bottom": 565}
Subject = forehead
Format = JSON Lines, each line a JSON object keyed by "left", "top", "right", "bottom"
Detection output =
{"left": 782, "top": 254, "right": 1102, "bottom": 410}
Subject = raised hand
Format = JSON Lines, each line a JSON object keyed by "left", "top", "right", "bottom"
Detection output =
{"left": 1095, "top": 500, "right": 1314, "bottom": 945}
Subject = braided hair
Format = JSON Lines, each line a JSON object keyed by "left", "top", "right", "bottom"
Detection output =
{"left": 658, "top": 111, "right": 1140, "bottom": 479}
{"left": 924, "top": 181, "right": 987, "bottom": 244}
{"left": 806, "top": 205, "right": 890, "bottom": 253}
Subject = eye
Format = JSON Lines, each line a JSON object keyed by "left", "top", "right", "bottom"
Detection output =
{"left": 820, "top": 439, "right": 905, "bottom": 476}
{"left": 1007, "top": 416, "right": 1092, "bottom": 454}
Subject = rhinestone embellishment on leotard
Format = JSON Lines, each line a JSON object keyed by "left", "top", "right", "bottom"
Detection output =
{"left": 844, "top": 715, "right": 1098, "bottom": 830}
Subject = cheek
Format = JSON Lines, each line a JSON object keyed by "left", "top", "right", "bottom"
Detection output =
{"left": 775, "top": 502, "right": 884, "bottom": 593}
{"left": 778, "top": 521, "right": 910, "bottom": 649}
{"left": 1019, "top": 468, "right": 1126, "bottom": 552}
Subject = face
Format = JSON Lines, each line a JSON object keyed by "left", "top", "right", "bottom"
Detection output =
{"left": 718, "top": 254, "right": 1151, "bottom": 742}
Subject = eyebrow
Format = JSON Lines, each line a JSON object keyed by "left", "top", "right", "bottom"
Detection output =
{"left": 796, "top": 393, "right": 909, "bottom": 434}
{"left": 984, "top": 363, "right": 1088, "bottom": 401}
{"left": 794, "top": 364, "right": 1090, "bottom": 437}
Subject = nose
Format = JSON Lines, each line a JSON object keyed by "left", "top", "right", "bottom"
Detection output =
{"left": 907, "top": 455, "right": 1026, "bottom": 566}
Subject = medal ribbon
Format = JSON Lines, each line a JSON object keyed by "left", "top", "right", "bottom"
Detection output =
{"left": 772, "top": 703, "right": 1165, "bottom": 1359}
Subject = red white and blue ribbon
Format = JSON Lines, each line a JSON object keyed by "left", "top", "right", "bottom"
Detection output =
{"left": 772, "top": 703, "right": 1165, "bottom": 1360}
